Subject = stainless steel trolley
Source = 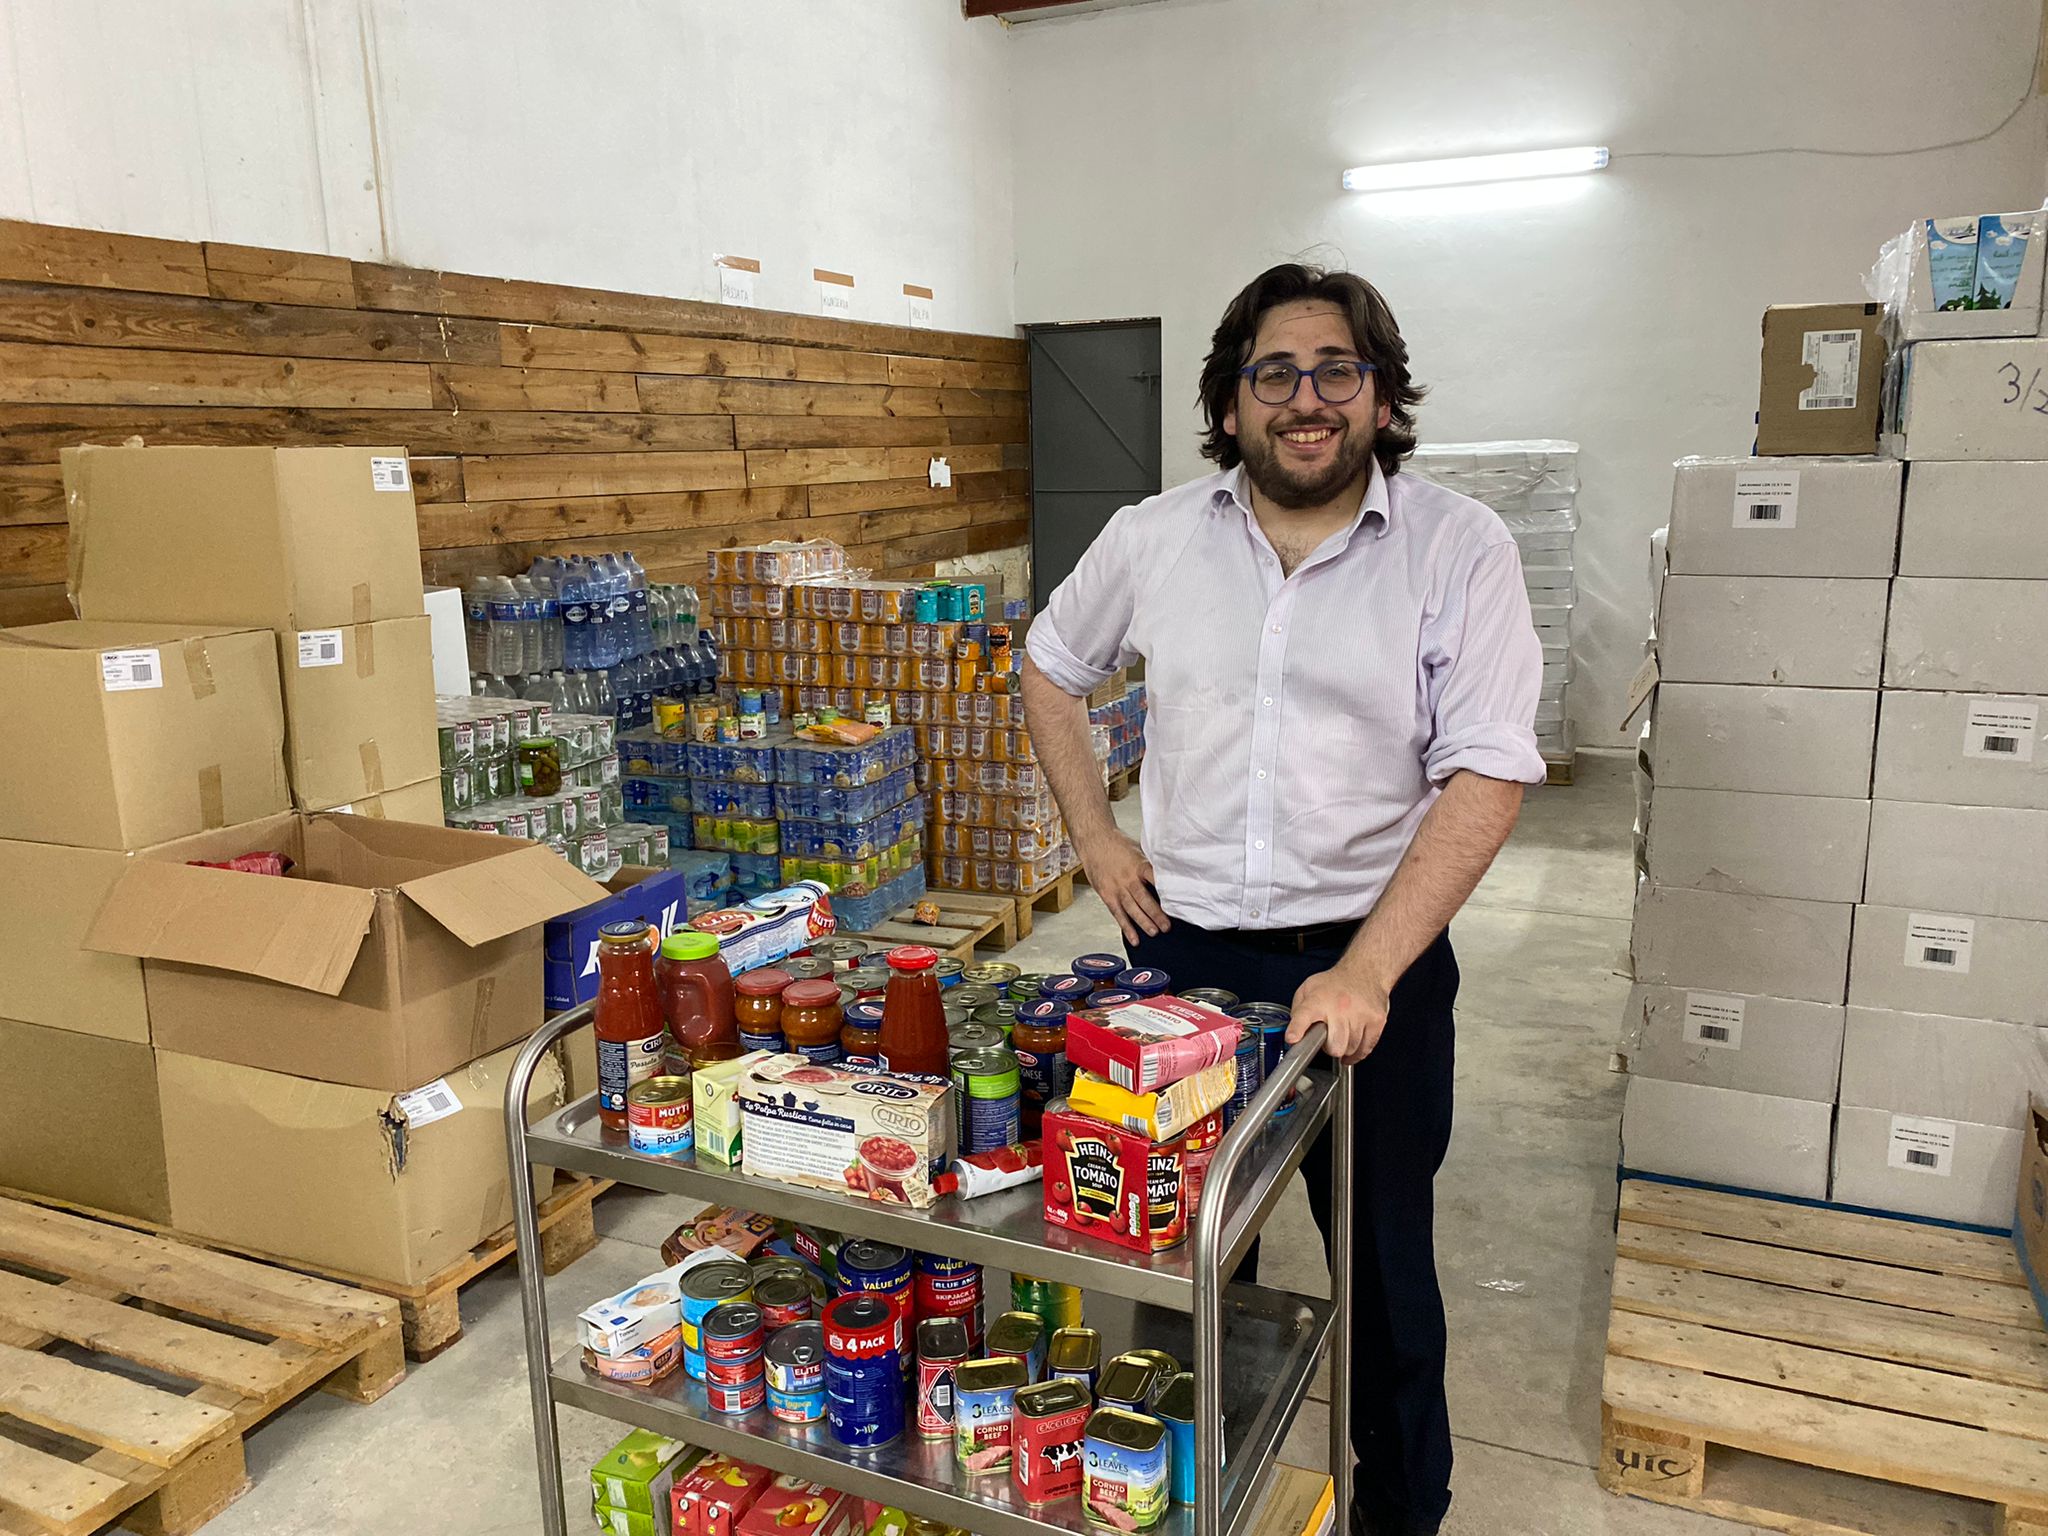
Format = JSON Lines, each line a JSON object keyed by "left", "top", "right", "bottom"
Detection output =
{"left": 504, "top": 1004, "right": 1352, "bottom": 1536}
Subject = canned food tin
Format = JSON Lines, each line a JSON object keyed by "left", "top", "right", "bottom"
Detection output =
{"left": 1113, "top": 967, "right": 1172, "bottom": 998}
{"left": 704, "top": 1375, "right": 766, "bottom": 1415}
{"left": 782, "top": 955, "right": 838, "bottom": 983}
{"left": 951, "top": 1046, "right": 1022, "bottom": 1154}
{"left": 984, "top": 1310, "right": 1046, "bottom": 1381}
{"left": 1013, "top": 1379, "right": 1090, "bottom": 1506}
{"left": 1154, "top": 1371, "right": 1198, "bottom": 1504}
{"left": 1121, "top": 1348, "right": 1179, "bottom": 1399}
{"left": 703, "top": 1301, "right": 765, "bottom": 1364}
{"left": 972, "top": 1000, "right": 1020, "bottom": 1034}
{"left": 1224, "top": 1023, "right": 1266, "bottom": 1129}
{"left": 961, "top": 963, "right": 1021, "bottom": 988}
{"left": 754, "top": 1271, "right": 814, "bottom": 1329}
{"left": 1083, "top": 1406, "right": 1170, "bottom": 1530}
{"left": 843, "top": 963, "right": 892, "bottom": 998}
{"left": 825, "top": 1293, "right": 904, "bottom": 1448}
{"left": 948, "top": 1019, "right": 1006, "bottom": 1055}
{"left": 948, "top": 984, "right": 1000, "bottom": 1012}
{"left": 765, "top": 1321, "right": 827, "bottom": 1423}
{"left": 680, "top": 1261, "right": 753, "bottom": 1380}
{"left": 767, "top": 1379, "right": 825, "bottom": 1423}
{"left": 704, "top": 1347, "right": 765, "bottom": 1387}
{"left": 933, "top": 956, "right": 966, "bottom": 988}
{"left": 1178, "top": 987, "right": 1240, "bottom": 1010}
{"left": 916, "top": 1315, "right": 971, "bottom": 1439}
{"left": 1229, "top": 1002, "right": 1297, "bottom": 1117}
{"left": 914, "top": 1253, "right": 983, "bottom": 1348}
{"left": 954, "top": 1356, "right": 1027, "bottom": 1474}
{"left": 1087, "top": 988, "right": 1139, "bottom": 1009}
{"left": 1011, "top": 1274, "right": 1083, "bottom": 1335}
{"left": 1071, "top": 952, "right": 1126, "bottom": 984}
{"left": 837, "top": 1238, "right": 913, "bottom": 1299}
{"left": 808, "top": 938, "right": 871, "bottom": 970}
{"left": 1096, "top": 1354, "right": 1161, "bottom": 1412}
{"left": 1047, "top": 1326, "right": 1100, "bottom": 1392}
{"left": 1006, "top": 974, "right": 1052, "bottom": 1004}
{"left": 1039, "top": 974, "right": 1093, "bottom": 1004}
{"left": 625, "top": 1075, "right": 694, "bottom": 1156}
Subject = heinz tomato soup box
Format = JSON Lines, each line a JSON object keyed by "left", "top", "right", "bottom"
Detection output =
{"left": 1041, "top": 1105, "right": 1223, "bottom": 1253}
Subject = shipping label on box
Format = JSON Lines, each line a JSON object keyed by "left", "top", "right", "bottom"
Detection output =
{"left": 1756, "top": 303, "right": 1886, "bottom": 456}
{"left": 1666, "top": 457, "right": 1900, "bottom": 577}
{"left": 1831, "top": 1104, "right": 2021, "bottom": 1227}
{"left": 1873, "top": 692, "right": 2048, "bottom": 811}
{"left": 280, "top": 616, "right": 440, "bottom": 812}
{"left": 1898, "top": 460, "right": 2048, "bottom": 578}
{"left": 1654, "top": 576, "right": 1887, "bottom": 687}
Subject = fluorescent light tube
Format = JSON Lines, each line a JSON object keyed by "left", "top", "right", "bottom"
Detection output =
{"left": 1342, "top": 146, "right": 1610, "bottom": 193}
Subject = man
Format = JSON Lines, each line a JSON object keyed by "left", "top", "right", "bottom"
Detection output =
{"left": 1021, "top": 263, "right": 1544, "bottom": 1536}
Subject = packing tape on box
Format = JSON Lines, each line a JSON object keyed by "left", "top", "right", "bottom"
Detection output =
{"left": 470, "top": 976, "right": 497, "bottom": 1058}
{"left": 197, "top": 763, "right": 225, "bottom": 828}
{"left": 183, "top": 638, "right": 216, "bottom": 700}
{"left": 353, "top": 582, "right": 372, "bottom": 625}
{"left": 359, "top": 740, "right": 385, "bottom": 793}
{"left": 356, "top": 623, "right": 376, "bottom": 678}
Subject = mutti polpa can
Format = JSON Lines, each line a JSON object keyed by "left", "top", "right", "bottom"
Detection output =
{"left": 765, "top": 1321, "right": 826, "bottom": 1424}
{"left": 954, "top": 1356, "right": 1027, "bottom": 1474}
{"left": 626, "top": 1075, "right": 694, "bottom": 1156}
{"left": 1083, "top": 1406, "right": 1170, "bottom": 1531}
{"left": 1012, "top": 1378, "right": 1090, "bottom": 1506}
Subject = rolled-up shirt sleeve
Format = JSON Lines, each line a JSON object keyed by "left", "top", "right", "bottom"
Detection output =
{"left": 1422, "top": 537, "right": 1547, "bottom": 785}
{"left": 1024, "top": 505, "right": 1142, "bottom": 697}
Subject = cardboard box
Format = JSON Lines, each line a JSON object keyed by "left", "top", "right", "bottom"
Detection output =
{"left": 1884, "top": 578, "right": 2048, "bottom": 694}
{"left": 278, "top": 617, "right": 439, "bottom": 812}
{"left": 1655, "top": 576, "right": 1887, "bottom": 687}
{"left": 1643, "top": 788, "right": 1869, "bottom": 903}
{"left": 65, "top": 444, "right": 425, "bottom": 632}
{"left": 1630, "top": 884, "right": 1852, "bottom": 1004}
{"left": 1831, "top": 1105, "right": 2020, "bottom": 1228}
{"left": 1649, "top": 684, "right": 1876, "bottom": 798}
{"left": 0, "top": 1017, "right": 169, "bottom": 1222}
{"left": 1850, "top": 904, "right": 2048, "bottom": 1028}
{"left": 2020, "top": 1097, "right": 2047, "bottom": 1325}
{"left": 1873, "top": 691, "right": 2048, "bottom": 811}
{"left": 1619, "top": 984, "right": 1845, "bottom": 1101}
{"left": 1896, "top": 211, "right": 2048, "bottom": 343}
{"left": 0, "top": 621, "right": 288, "bottom": 850}
{"left": 1891, "top": 337, "right": 2048, "bottom": 460}
{"left": 1866, "top": 801, "right": 2048, "bottom": 922}
{"left": 0, "top": 840, "right": 147, "bottom": 1040}
{"left": 1755, "top": 303, "right": 1886, "bottom": 456}
{"left": 1666, "top": 457, "right": 1901, "bottom": 577}
{"left": 1839, "top": 1006, "right": 2048, "bottom": 1128}
{"left": 737, "top": 1054, "right": 952, "bottom": 1208}
{"left": 87, "top": 812, "right": 606, "bottom": 1090}
{"left": 1619, "top": 1076, "right": 1832, "bottom": 1200}
{"left": 330, "top": 777, "right": 445, "bottom": 825}
{"left": 156, "top": 1039, "right": 564, "bottom": 1286}
{"left": 1898, "top": 461, "right": 2048, "bottom": 578}
{"left": 546, "top": 866, "right": 689, "bottom": 1012}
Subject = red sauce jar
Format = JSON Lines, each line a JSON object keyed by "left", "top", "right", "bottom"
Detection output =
{"left": 780, "top": 978, "right": 845, "bottom": 1065}
{"left": 734, "top": 968, "right": 792, "bottom": 1054}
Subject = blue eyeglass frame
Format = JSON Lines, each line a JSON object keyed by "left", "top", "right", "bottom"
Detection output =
{"left": 1238, "top": 358, "right": 1377, "bottom": 404}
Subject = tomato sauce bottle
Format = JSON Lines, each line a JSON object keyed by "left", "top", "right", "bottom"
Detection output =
{"left": 657, "top": 931, "right": 739, "bottom": 1068}
{"left": 594, "top": 919, "right": 665, "bottom": 1134}
{"left": 878, "top": 945, "right": 949, "bottom": 1078}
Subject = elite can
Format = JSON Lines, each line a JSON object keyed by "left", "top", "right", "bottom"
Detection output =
{"left": 947, "top": 1020, "right": 1006, "bottom": 1056}
{"left": 1005, "top": 974, "right": 1052, "bottom": 1004}
{"left": 1011, "top": 1273, "right": 1084, "bottom": 1334}
{"left": 626, "top": 1075, "right": 694, "bottom": 1156}
{"left": 753, "top": 1271, "right": 813, "bottom": 1330}
{"left": 1047, "top": 1326, "right": 1100, "bottom": 1392}
{"left": 984, "top": 1310, "right": 1047, "bottom": 1381}
{"left": 971, "top": 1001, "right": 1019, "bottom": 1035}
{"left": 951, "top": 1047, "right": 1022, "bottom": 1154}
{"left": 1013, "top": 1379, "right": 1090, "bottom": 1506}
{"left": 824, "top": 1293, "right": 904, "bottom": 1448}
{"left": 915, "top": 1315, "right": 971, "bottom": 1439}
{"left": 765, "top": 1321, "right": 826, "bottom": 1424}
{"left": 1083, "top": 1406, "right": 1170, "bottom": 1531}
{"left": 954, "top": 1356, "right": 1027, "bottom": 1474}
{"left": 948, "top": 984, "right": 1000, "bottom": 1012}
{"left": 680, "top": 1261, "right": 753, "bottom": 1380}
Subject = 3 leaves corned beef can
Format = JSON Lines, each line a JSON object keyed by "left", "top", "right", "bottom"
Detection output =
{"left": 953, "top": 1356, "right": 1027, "bottom": 1473}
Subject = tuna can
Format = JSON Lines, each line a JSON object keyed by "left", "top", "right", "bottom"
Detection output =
{"left": 704, "top": 1374, "right": 766, "bottom": 1415}
{"left": 947, "top": 1019, "right": 1007, "bottom": 1056}
{"left": 1154, "top": 1371, "right": 1199, "bottom": 1504}
{"left": 1038, "top": 974, "right": 1093, "bottom": 1004}
{"left": 679, "top": 1260, "right": 753, "bottom": 1380}
{"left": 1012, "top": 1378, "right": 1091, "bottom": 1506}
{"left": 915, "top": 1315, "right": 971, "bottom": 1439}
{"left": 835, "top": 1239, "right": 913, "bottom": 1353}
{"left": 1010, "top": 1273, "right": 1083, "bottom": 1334}
{"left": 1070, "top": 953, "right": 1126, "bottom": 985}
{"left": 953, "top": 1356, "right": 1027, "bottom": 1474}
{"left": 704, "top": 1347, "right": 764, "bottom": 1388}
{"left": 1096, "top": 1354, "right": 1162, "bottom": 1413}
{"left": 753, "top": 1271, "right": 814, "bottom": 1330}
{"left": 1229, "top": 1002, "right": 1297, "bottom": 1116}
{"left": 765, "top": 1321, "right": 826, "bottom": 1424}
{"left": 843, "top": 962, "right": 892, "bottom": 998}
{"left": 948, "top": 984, "right": 1000, "bottom": 1012}
{"left": 824, "top": 1293, "right": 904, "bottom": 1448}
{"left": 1121, "top": 1349, "right": 1179, "bottom": 1401}
{"left": 1087, "top": 988, "right": 1139, "bottom": 1009}
{"left": 702, "top": 1301, "right": 765, "bottom": 1364}
{"left": 1223, "top": 1023, "right": 1266, "bottom": 1129}
{"left": 951, "top": 1046, "right": 1022, "bottom": 1154}
{"left": 1047, "top": 1326, "right": 1100, "bottom": 1392}
{"left": 913, "top": 1253, "right": 983, "bottom": 1346}
{"left": 1083, "top": 1406, "right": 1169, "bottom": 1530}
{"left": 933, "top": 955, "right": 966, "bottom": 989}
{"left": 961, "top": 963, "right": 1020, "bottom": 989}
{"left": 1178, "top": 987, "right": 1240, "bottom": 1010}
{"left": 984, "top": 1310, "right": 1047, "bottom": 1382}
{"left": 625, "top": 1075, "right": 694, "bottom": 1156}
{"left": 781, "top": 955, "right": 838, "bottom": 983}
{"left": 808, "top": 937, "right": 871, "bottom": 971}
{"left": 971, "top": 1000, "right": 1019, "bottom": 1035}
{"left": 1113, "top": 967, "right": 1171, "bottom": 998}
{"left": 1005, "top": 974, "right": 1052, "bottom": 1004}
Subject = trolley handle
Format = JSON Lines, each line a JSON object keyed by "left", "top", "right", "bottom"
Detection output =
{"left": 1190, "top": 1021, "right": 1328, "bottom": 1271}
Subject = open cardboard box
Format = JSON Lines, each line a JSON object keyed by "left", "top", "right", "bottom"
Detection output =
{"left": 86, "top": 812, "right": 607, "bottom": 1091}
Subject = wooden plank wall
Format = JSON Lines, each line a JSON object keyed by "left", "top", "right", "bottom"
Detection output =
{"left": 0, "top": 220, "right": 1030, "bottom": 625}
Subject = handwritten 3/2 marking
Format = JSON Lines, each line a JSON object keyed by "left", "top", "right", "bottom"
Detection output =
{"left": 1995, "top": 359, "right": 2048, "bottom": 414}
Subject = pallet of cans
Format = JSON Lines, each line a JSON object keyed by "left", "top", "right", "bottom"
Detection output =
{"left": 1089, "top": 681, "right": 1147, "bottom": 778}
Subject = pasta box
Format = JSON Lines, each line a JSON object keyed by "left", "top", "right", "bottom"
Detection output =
{"left": 1066, "top": 996, "right": 1241, "bottom": 1093}
{"left": 1042, "top": 1104, "right": 1224, "bottom": 1254}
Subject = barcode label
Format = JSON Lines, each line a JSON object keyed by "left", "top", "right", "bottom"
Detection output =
{"left": 99, "top": 648, "right": 163, "bottom": 692}
{"left": 1798, "top": 328, "right": 1861, "bottom": 411}
{"left": 1681, "top": 991, "right": 1744, "bottom": 1050}
{"left": 296, "top": 629, "right": 345, "bottom": 668}
{"left": 369, "top": 455, "right": 411, "bottom": 492}
{"left": 1903, "top": 913, "right": 1974, "bottom": 974}
{"left": 1887, "top": 1114, "right": 1956, "bottom": 1177}
{"left": 1732, "top": 469, "right": 1800, "bottom": 529}
{"left": 1816, "top": 330, "right": 1857, "bottom": 344}
{"left": 393, "top": 1078, "right": 463, "bottom": 1128}
{"left": 1962, "top": 698, "right": 2038, "bottom": 762}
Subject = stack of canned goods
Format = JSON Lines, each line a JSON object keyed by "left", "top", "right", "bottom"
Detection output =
{"left": 699, "top": 1300, "right": 767, "bottom": 1413}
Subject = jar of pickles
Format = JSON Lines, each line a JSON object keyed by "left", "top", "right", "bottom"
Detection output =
{"left": 518, "top": 737, "right": 563, "bottom": 797}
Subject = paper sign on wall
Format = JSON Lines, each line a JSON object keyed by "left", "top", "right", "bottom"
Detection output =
{"left": 905, "top": 283, "right": 934, "bottom": 328}
{"left": 716, "top": 255, "right": 759, "bottom": 308}
{"left": 1731, "top": 468, "right": 1799, "bottom": 529}
{"left": 928, "top": 456, "right": 952, "bottom": 490}
{"left": 1681, "top": 992, "right": 1744, "bottom": 1049}
{"left": 100, "top": 649, "right": 162, "bottom": 692}
{"left": 1903, "top": 913, "right": 1975, "bottom": 973}
{"left": 1962, "top": 698, "right": 2038, "bottom": 761}
{"left": 1887, "top": 1114, "right": 1956, "bottom": 1176}
{"left": 816, "top": 268, "right": 854, "bottom": 317}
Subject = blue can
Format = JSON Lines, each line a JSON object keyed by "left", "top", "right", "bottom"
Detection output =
{"left": 836, "top": 1238, "right": 913, "bottom": 1301}
{"left": 1222, "top": 1024, "right": 1266, "bottom": 1129}
{"left": 962, "top": 583, "right": 987, "bottom": 620}
{"left": 1114, "top": 967, "right": 1172, "bottom": 998}
{"left": 1087, "top": 988, "right": 1139, "bottom": 1009}
{"left": 1155, "top": 1372, "right": 1200, "bottom": 1505}
{"left": 914, "top": 588, "right": 939, "bottom": 623}
{"left": 1071, "top": 952, "right": 1126, "bottom": 984}
{"left": 1038, "top": 974, "right": 1092, "bottom": 1003}
{"left": 1229, "top": 1002, "right": 1295, "bottom": 1118}
{"left": 824, "top": 1293, "right": 904, "bottom": 1448}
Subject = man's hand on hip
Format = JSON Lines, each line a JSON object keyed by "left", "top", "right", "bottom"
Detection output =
{"left": 1078, "top": 829, "right": 1169, "bottom": 946}
{"left": 1287, "top": 964, "right": 1390, "bottom": 1066}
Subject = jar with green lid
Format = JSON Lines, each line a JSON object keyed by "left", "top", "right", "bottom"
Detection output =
{"left": 518, "top": 736, "right": 563, "bottom": 797}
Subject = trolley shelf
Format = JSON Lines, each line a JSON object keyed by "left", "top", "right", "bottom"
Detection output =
{"left": 523, "top": 1069, "right": 1337, "bottom": 1311}
{"left": 551, "top": 1282, "right": 1333, "bottom": 1536}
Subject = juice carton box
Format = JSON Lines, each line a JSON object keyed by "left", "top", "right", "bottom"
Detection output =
{"left": 1978, "top": 213, "right": 2033, "bottom": 308}
{"left": 1065, "top": 997, "right": 1241, "bottom": 1094}
{"left": 672, "top": 1452, "right": 773, "bottom": 1536}
{"left": 1925, "top": 215, "right": 1981, "bottom": 310}
{"left": 590, "top": 1430, "right": 700, "bottom": 1517}
{"left": 735, "top": 1476, "right": 860, "bottom": 1536}
{"left": 737, "top": 1054, "right": 953, "bottom": 1208}
{"left": 1042, "top": 1104, "right": 1224, "bottom": 1254}
{"left": 694, "top": 1050, "right": 772, "bottom": 1167}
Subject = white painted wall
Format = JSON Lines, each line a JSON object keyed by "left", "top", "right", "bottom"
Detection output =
{"left": 1006, "top": 0, "right": 2048, "bottom": 742}
{"left": 0, "top": 0, "right": 1016, "bottom": 334}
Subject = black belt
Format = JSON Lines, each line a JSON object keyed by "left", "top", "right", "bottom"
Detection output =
{"left": 1233, "top": 918, "right": 1364, "bottom": 955}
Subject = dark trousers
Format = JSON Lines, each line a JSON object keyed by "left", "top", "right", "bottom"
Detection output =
{"left": 1126, "top": 923, "right": 1459, "bottom": 1532}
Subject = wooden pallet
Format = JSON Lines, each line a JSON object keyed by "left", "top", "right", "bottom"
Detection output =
{"left": 0, "top": 1196, "right": 403, "bottom": 1536}
{"left": 1543, "top": 752, "right": 1575, "bottom": 786}
{"left": 1011, "top": 869, "right": 1077, "bottom": 940}
{"left": 852, "top": 889, "right": 1018, "bottom": 962}
{"left": 3, "top": 1173, "right": 608, "bottom": 1366}
{"left": 1600, "top": 1178, "right": 2048, "bottom": 1536}
{"left": 1107, "top": 764, "right": 1141, "bottom": 802}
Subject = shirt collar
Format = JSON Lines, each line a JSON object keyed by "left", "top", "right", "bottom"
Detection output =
{"left": 1213, "top": 459, "right": 1394, "bottom": 543}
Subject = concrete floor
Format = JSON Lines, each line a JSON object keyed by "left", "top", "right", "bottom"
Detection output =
{"left": 187, "top": 751, "right": 1757, "bottom": 1536}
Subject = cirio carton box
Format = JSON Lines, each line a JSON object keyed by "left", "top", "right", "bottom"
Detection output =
{"left": 1041, "top": 1104, "right": 1223, "bottom": 1254}
{"left": 546, "top": 866, "right": 688, "bottom": 1011}
{"left": 736, "top": 1055, "right": 953, "bottom": 1207}
{"left": 1065, "top": 997, "right": 1241, "bottom": 1094}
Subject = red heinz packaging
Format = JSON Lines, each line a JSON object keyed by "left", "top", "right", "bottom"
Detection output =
{"left": 735, "top": 1476, "right": 860, "bottom": 1536}
{"left": 671, "top": 1452, "right": 773, "bottom": 1536}
{"left": 1065, "top": 996, "right": 1240, "bottom": 1093}
{"left": 1041, "top": 1105, "right": 1224, "bottom": 1253}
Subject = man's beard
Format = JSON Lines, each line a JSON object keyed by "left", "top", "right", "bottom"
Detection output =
{"left": 1237, "top": 420, "right": 1376, "bottom": 510}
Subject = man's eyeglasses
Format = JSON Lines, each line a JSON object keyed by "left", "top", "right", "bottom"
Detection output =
{"left": 1238, "top": 357, "right": 1375, "bottom": 407}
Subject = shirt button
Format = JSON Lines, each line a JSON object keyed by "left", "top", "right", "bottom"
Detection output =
{"left": 1251, "top": 908, "right": 1262, "bottom": 918}
{"left": 1271, "top": 624, "right": 1282, "bottom": 634}
{"left": 1254, "top": 839, "right": 1266, "bottom": 850}
{"left": 1257, "top": 769, "right": 1267, "bottom": 780}
{"left": 1262, "top": 696, "right": 1273, "bottom": 707}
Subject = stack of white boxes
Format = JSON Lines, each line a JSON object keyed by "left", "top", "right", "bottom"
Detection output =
{"left": 1410, "top": 440, "right": 1578, "bottom": 765}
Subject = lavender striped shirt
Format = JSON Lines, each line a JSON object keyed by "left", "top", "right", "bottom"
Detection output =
{"left": 1027, "top": 461, "right": 1544, "bottom": 931}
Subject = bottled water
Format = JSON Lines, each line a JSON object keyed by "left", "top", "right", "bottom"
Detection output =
{"left": 631, "top": 653, "right": 655, "bottom": 725}
{"left": 547, "top": 671, "right": 575, "bottom": 716}
{"left": 590, "top": 665, "right": 615, "bottom": 720}
{"left": 533, "top": 569, "right": 563, "bottom": 672}
{"left": 559, "top": 558, "right": 590, "bottom": 670}
{"left": 463, "top": 584, "right": 490, "bottom": 672}
{"left": 520, "top": 671, "right": 554, "bottom": 703}
{"left": 591, "top": 556, "right": 624, "bottom": 669}
{"left": 567, "top": 670, "right": 598, "bottom": 715}
{"left": 647, "top": 584, "right": 672, "bottom": 650}
{"left": 512, "top": 576, "right": 544, "bottom": 677}
{"left": 696, "top": 628, "right": 721, "bottom": 693}
{"left": 484, "top": 577, "right": 524, "bottom": 677}
{"left": 621, "top": 552, "right": 651, "bottom": 657}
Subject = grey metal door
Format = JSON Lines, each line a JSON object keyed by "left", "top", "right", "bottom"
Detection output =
{"left": 1026, "top": 320, "right": 1163, "bottom": 609}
